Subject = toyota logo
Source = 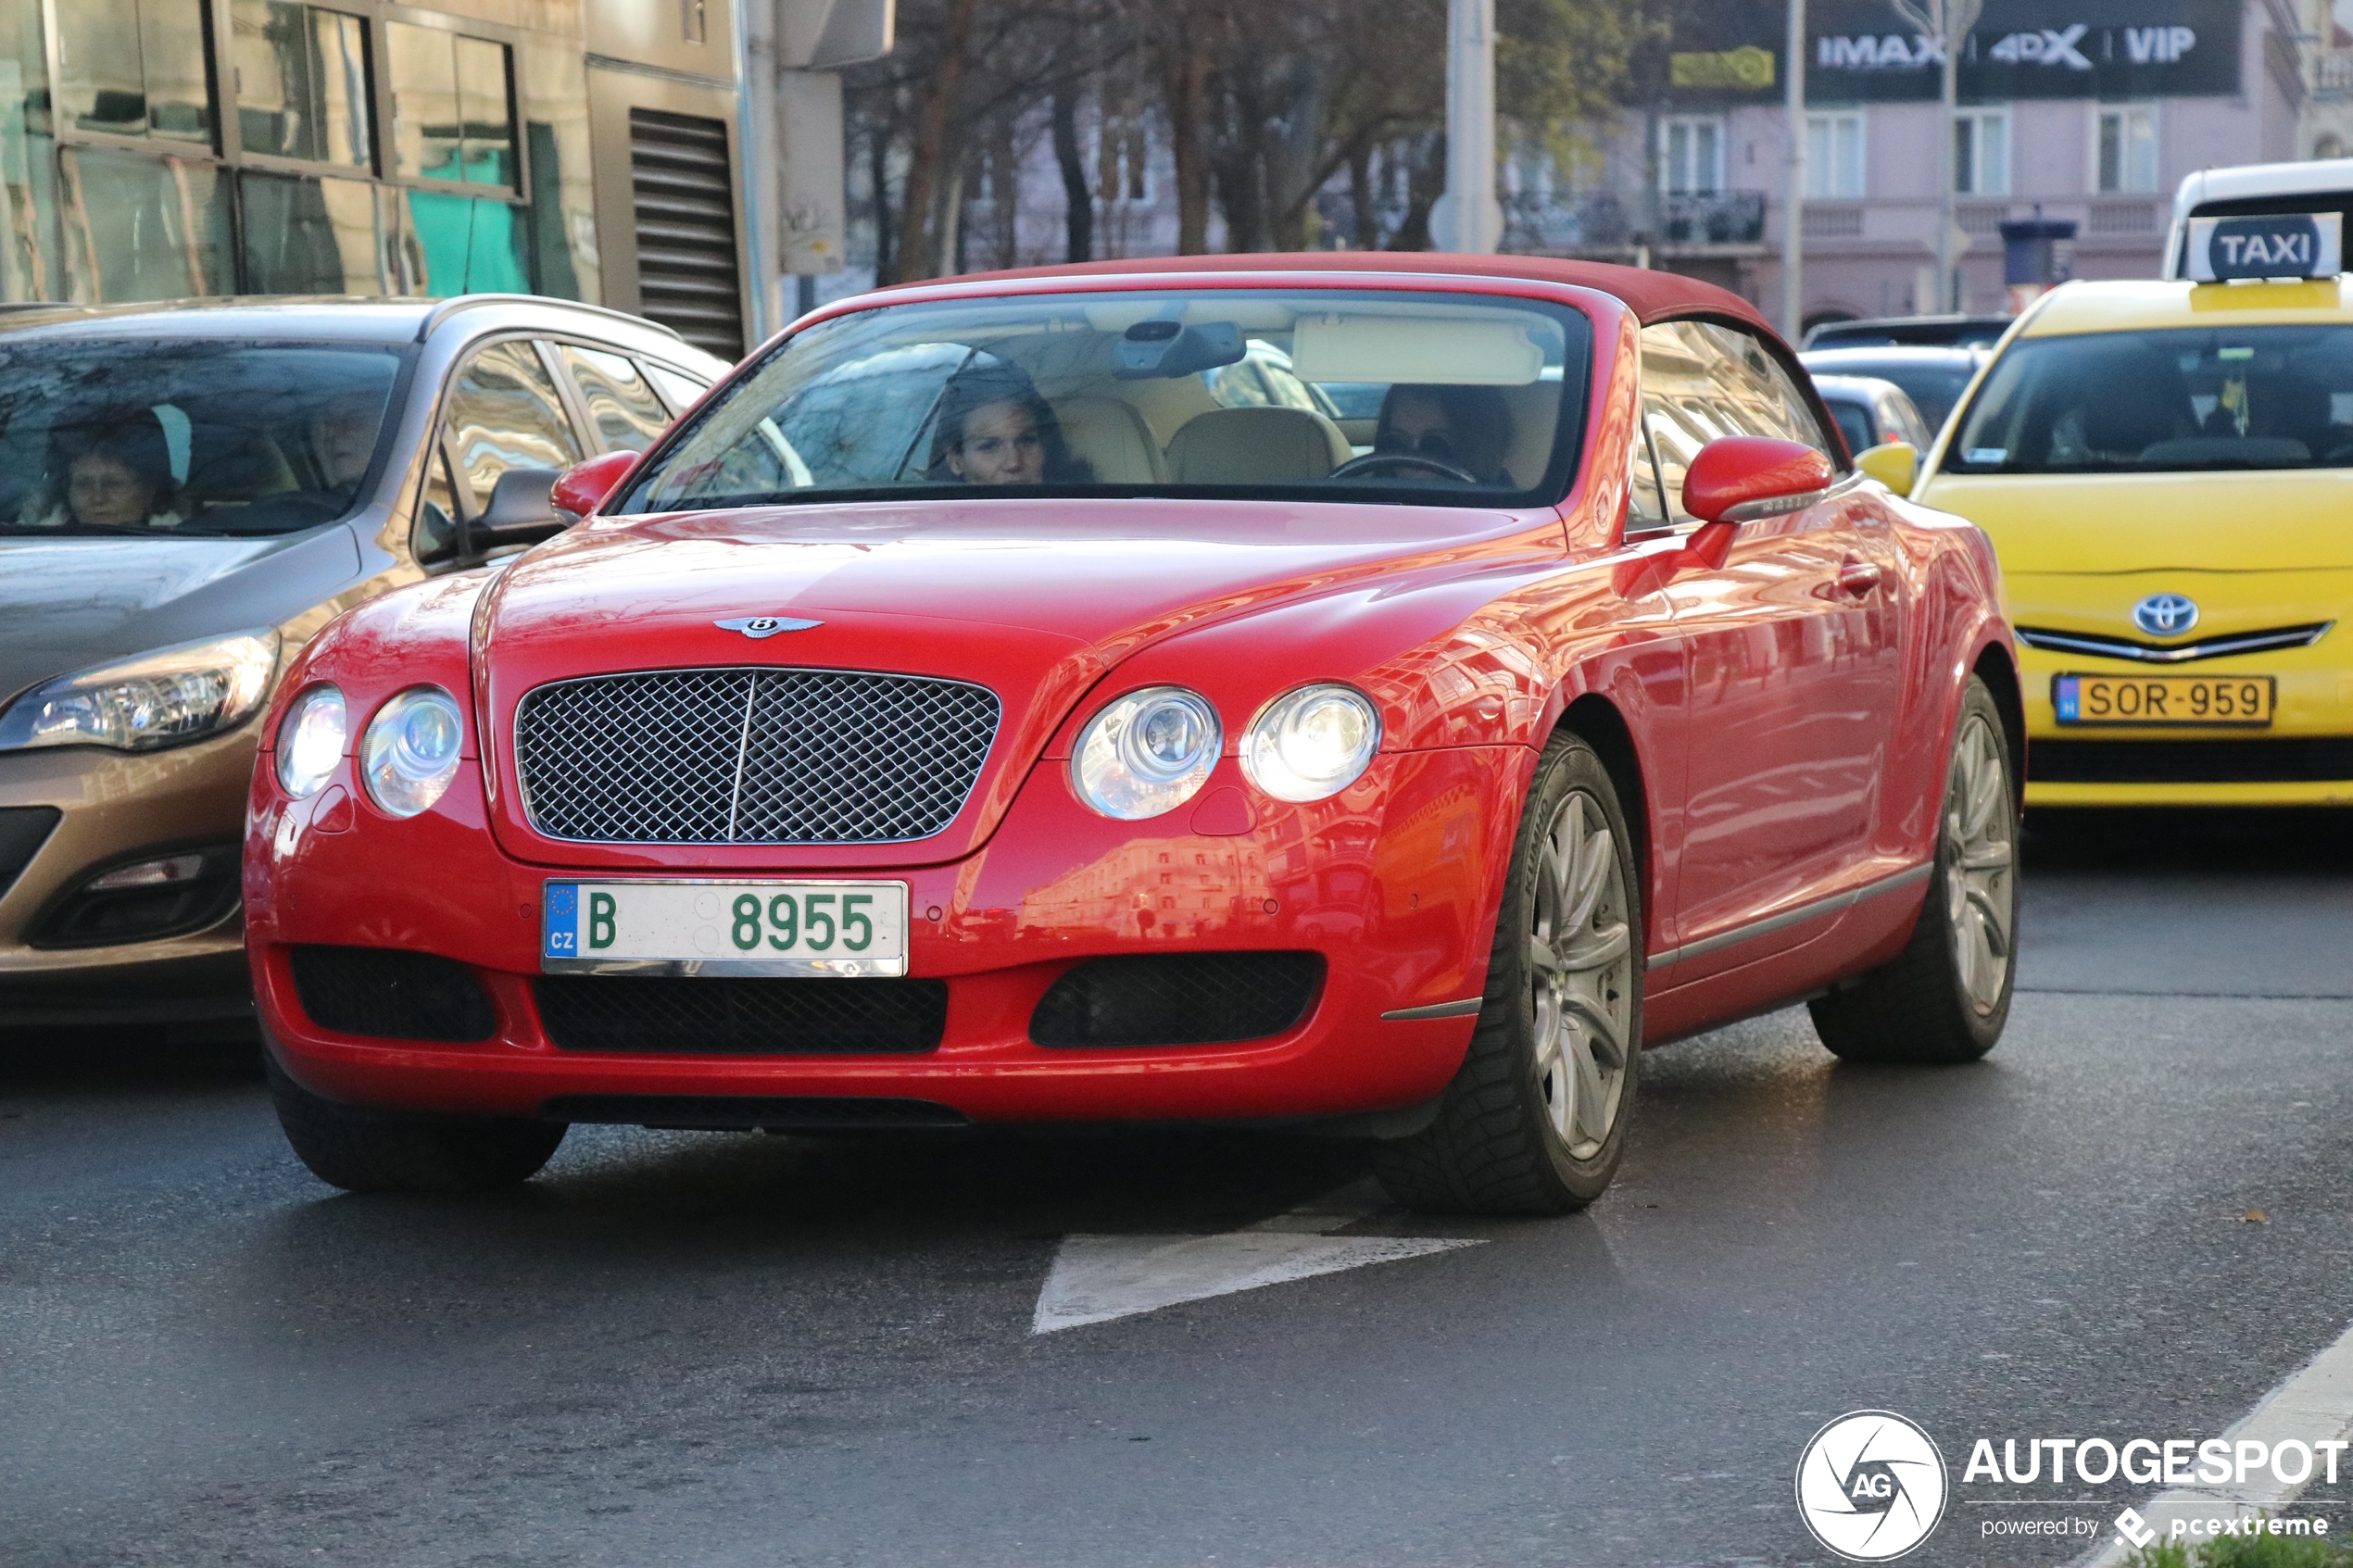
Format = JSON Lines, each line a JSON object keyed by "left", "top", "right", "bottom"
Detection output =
{"left": 2132, "top": 594, "right": 2199, "bottom": 638}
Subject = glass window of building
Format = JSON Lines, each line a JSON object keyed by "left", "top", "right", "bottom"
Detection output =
{"left": 56, "top": 0, "right": 212, "bottom": 143}
{"left": 1954, "top": 109, "right": 2010, "bottom": 196}
{"left": 1661, "top": 116, "right": 1723, "bottom": 196}
{"left": 233, "top": 3, "right": 371, "bottom": 169}
{"left": 2096, "top": 105, "right": 2159, "bottom": 194}
{"left": 59, "top": 145, "right": 233, "bottom": 301}
{"left": 1805, "top": 112, "right": 1865, "bottom": 200}
{"left": 387, "top": 22, "right": 513, "bottom": 190}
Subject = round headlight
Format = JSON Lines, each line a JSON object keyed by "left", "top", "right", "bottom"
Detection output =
{"left": 274, "top": 684, "right": 346, "bottom": 797}
{"left": 1072, "top": 686, "right": 1223, "bottom": 820}
{"left": 1242, "top": 684, "right": 1380, "bottom": 803}
{"left": 360, "top": 687, "right": 466, "bottom": 818}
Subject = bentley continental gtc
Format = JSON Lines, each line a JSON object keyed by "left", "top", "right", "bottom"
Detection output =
{"left": 245, "top": 256, "right": 2024, "bottom": 1212}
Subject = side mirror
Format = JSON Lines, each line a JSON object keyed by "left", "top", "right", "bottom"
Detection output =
{"left": 1855, "top": 440, "right": 1918, "bottom": 496}
{"left": 459, "top": 467, "right": 568, "bottom": 558}
{"left": 553, "top": 450, "right": 638, "bottom": 518}
{"left": 1681, "top": 436, "right": 1836, "bottom": 525}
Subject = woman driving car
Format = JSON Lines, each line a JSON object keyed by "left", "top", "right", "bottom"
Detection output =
{"left": 21, "top": 409, "right": 189, "bottom": 531}
{"left": 1370, "top": 383, "right": 1513, "bottom": 484}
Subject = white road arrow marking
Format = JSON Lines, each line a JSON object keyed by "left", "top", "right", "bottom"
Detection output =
{"left": 1030, "top": 1183, "right": 1483, "bottom": 1334}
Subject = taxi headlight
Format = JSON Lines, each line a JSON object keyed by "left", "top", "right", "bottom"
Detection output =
{"left": 273, "top": 685, "right": 346, "bottom": 798}
{"left": 1242, "top": 684, "right": 1380, "bottom": 803}
{"left": 360, "top": 687, "right": 466, "bottom": 818}
{"left": 0, "top": 630, "right": 280, "bottom": 753}
{"left": 1072, "top": 686, "right": 1222, "bottom": 820}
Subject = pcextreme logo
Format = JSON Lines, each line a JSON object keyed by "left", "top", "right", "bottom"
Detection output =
{"left": 1796, "top": 1411, "right": 1951, "bottom": 1561}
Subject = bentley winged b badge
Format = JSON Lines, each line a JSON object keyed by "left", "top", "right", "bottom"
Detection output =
{"left": 714, "top": 616, "right": 823, "bottom": 639}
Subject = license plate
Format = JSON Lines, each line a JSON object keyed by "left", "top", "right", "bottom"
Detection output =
{"left": 541, "top": 880, "right": 910, "bottom": 977}
{"left": 2052, "top": 672, "right": 2275, "bottom": 728}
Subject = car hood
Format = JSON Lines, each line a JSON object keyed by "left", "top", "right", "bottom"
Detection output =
{"left": 0, "top": 525, "right": 362, "bottom": 707}
{"left": 1916, "top": 470, "right": 2353, "bottom": 573}
{"left": 476, "top": 496, "right": 1554, "bottom": 870}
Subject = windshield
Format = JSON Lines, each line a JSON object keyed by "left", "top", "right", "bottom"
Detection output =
{"left": 617, "top": 288, "right": 1591, "bottom": 513}
{"left": 1946, "top": 325, "right": 2353, "bottom": 475}
{"left": 0, "top": 340, "right": 408, "bottom": 538}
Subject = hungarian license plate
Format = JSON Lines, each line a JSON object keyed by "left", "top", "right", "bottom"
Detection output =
{"left": 541, "top": 880, "right": 911, "bottom": 976}
{"left": 2052, "top": 672, "right": 2275, "bottom": 728}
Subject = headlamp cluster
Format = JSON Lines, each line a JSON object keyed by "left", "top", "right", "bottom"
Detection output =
{"left": 1070, "top": 683, "right": 1380, "bottom": 820}
{"left": 274, "top": 684, "right": 466, "bottom": 819}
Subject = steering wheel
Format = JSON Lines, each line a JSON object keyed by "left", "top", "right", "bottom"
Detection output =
{"left": 1329, "top": 451, "right": 1482, "bottom": 485}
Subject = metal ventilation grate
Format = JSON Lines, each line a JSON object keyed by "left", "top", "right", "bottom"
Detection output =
{"left": 535, "top": 975, "right": 949, "bottom": 1054}
{"left": 628, "top": 107, "right": 743, "bottom": 358}
{"left": 513, "top": 667, "right": 1000, "bottom": 845}
{"left": 1030, "top": 952, "right": 1327, "bottom": 1048}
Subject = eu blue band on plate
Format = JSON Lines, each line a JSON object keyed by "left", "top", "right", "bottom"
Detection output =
{"left": 2054, "top": 677, "right": 2081, "bottom": 722}
{"left": 544, "top": 883, "right": 579, "bottom": 959}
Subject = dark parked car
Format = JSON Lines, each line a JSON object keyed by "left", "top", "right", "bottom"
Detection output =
{"left": 1799, "top": 345, "right": 1989, "bottom": 435}
{"left": 1809, "top": 374, "right": 1934, "bottom": 461}
{"left": 0, "top": 295, "right": 729, "bottom": 1034}
{"left": 1803, "top": 314, "right": 2011, "bottom": 350}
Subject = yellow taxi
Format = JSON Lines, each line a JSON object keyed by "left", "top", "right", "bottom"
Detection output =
{"left": 1912, "top": 252, "right": 2353, "bottom": 807}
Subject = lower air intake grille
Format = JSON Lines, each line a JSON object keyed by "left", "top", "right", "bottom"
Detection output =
{"left": 290, "top": 946, "right": 497, "bottom": 1043}
{"left": 2032, "top": 738, "right": 2353, "bottom": 784}
{"left": 1030, "top": 952, "right": 1325, "bottom": 1048}
{"left": 544, "top": 1095, "right": 967, "bottom": 1131}
{"left": 535, "top": 976, "right": 948, "bottom": 1054}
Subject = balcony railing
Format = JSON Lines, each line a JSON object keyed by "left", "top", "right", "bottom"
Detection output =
{"left": 1501, "top": 189, "right": 1768, "bottom": 251}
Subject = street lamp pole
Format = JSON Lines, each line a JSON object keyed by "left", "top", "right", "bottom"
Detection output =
{"left": 1892, "top": 0, "right": 1982, "bottom": 314}
{"left": 1782, "top": 0, "right": 1806, "bottom": 340}
{"left": 1431, "top": 0, "right": 1503, "bottom": 253}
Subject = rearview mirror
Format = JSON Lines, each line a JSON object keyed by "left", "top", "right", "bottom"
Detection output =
{"left": 1115, "top": 320, "right": 1246, "bottom": 380}
{"left": 460, "top": 467, "right": 568, "bottom": 559}
{"left": 1855, "top": 440, "right": 1918, "bottom": 496}
{"left": 1681, "top": 436, "right": 1836, "bottom": 525}
{"left": 553, "top": 450, "right": 638, "bottom": 518}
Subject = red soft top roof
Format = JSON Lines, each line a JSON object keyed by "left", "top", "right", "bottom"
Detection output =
{"left": 887, "top": 251, "right": 1780, "bottom": 341}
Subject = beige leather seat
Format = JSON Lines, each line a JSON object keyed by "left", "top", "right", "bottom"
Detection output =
{"left": 1054, "top": 395, "right": 1164, "bottom": 483}
{"left": 1165, "top": 407, "right": 1353, "bottom": 484}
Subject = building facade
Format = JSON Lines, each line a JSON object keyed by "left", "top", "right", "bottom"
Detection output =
{"left": 1555, "top": 0, "right": 2309, "bottom": 327}
{"left": 0, "top": 0, "right": 759, "bottom": 354}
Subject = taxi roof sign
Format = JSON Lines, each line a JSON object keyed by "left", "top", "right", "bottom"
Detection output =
{"left": 2186, "top": 212, "right": 2343, "bottom": 282}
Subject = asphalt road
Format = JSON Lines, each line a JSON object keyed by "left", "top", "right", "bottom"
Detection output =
{"left": 6, "top": 809, "right": 2353, "bottom": 1568}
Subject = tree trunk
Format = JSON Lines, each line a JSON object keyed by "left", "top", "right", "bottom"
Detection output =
{"left": 1347, "top": 141, "right": 1376, "bottom": 249}
{"left": 1051, "top": 88, "right": 1092, "bottom": 263}
{"left": 867, "top": 117, "right": 895, "bottom": 282}
{"left": 1164, "top": 30, "right": 1211, "bottom": 254}
{"left": 890, "top": 0, "right": 977, "bottom": 284}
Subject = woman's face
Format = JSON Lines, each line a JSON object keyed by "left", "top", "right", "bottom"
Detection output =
{"left": 68, "top": 452, "right": 157, "bottom": 527}
{"left": 948, "top": 400, "right": 1046, "bottom": 485}
{"left": 1379, "top": 392, "right": 1463, "bottom": 478}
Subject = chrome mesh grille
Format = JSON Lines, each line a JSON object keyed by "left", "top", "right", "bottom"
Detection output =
{"left": 514, "top": 668, "right": 1000, "bottom": 844}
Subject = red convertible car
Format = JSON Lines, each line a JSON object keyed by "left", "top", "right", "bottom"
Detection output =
{"left": 245, "top": 255, "right": 2022, "bottom": 1213}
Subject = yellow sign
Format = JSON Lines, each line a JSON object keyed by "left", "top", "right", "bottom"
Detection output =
{"left": 1670, "top": 46, "right": 1776, "bottom": 91}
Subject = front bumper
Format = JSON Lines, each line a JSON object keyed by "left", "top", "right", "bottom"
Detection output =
{"left": 2021, "top": 651, "right": 2353, "bottom": 808}
{"left": 0, "top": 731, "right": 257, "bottom": 1022}
{"left": 249, "top": 746, "right": 1532, "bottom": 1124}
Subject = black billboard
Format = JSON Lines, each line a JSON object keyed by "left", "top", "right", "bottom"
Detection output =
{"left": 1664, "top": 0, "right": 2243, "bottom": 105}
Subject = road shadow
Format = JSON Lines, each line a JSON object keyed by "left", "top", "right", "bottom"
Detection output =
{"left": 2024, "top": 803, "right": 2353, "bottom": 875}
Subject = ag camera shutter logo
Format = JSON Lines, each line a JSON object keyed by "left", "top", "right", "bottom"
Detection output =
{"left": 1796, "top": 1411, "right": 1949, "bottom": 1561}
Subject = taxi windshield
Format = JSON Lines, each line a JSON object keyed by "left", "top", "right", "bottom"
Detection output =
{"left": 616, "top": 288, "right": 1591, "bottom": 513}
{"left": 1945, "top": 324, "right": 2353, "bottom": 474}
{"left": 0, "top": 340, "right": 407, "bottom": 538}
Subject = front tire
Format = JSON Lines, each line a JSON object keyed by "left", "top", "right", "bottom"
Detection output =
{"left": 1372, "top": 734, "right": 1642, "bottom": 1215}
{"left": 267, "top": 1050, "right": 567, "bottom": 1195}
{"left": 1808, "top": 675, "right": 2019, "bottom": 1064}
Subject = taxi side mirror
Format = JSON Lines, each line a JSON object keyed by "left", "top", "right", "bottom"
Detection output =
{"left": 553, "top": 450, "right": 639, "bottom": 518}
{"left": 1681, "top": 436, "right": 1835, "bottom": 525}
{"left": 1856, "top": 441, "right": 1918, "bottom": 496}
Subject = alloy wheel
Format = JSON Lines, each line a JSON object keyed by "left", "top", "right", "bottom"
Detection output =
{"left": 1529, "top": 789, "right": 1635, "bottom": 1160}
{"left": 1943, "top": 712, "right": 2017, "bottom": 1016}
